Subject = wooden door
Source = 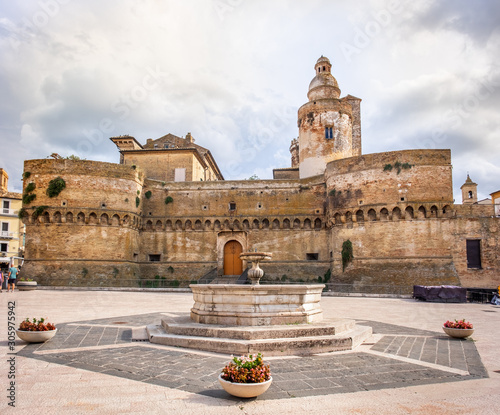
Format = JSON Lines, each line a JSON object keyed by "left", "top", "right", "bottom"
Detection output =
{"left": 223, "top": 240, "right": 243, "bottom": 275}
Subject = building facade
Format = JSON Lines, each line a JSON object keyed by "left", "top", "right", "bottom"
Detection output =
{"left": 0, "top": 169, "right": 24, "bottom": 271}
{"left": 19, "top": 57, "right": 499, "bottom": 292}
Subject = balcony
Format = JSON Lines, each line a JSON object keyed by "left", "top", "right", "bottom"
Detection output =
{"left": 0, "top": 231, "right": 14, "bottom": 239}
{"left": 1, "top": 208, "right": 18, "bottom": 216}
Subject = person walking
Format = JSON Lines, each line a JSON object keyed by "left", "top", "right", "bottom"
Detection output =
{"left": 0, "top": 269, "right": 4, "bottom": 292}
{"left": 8, "top": 264, "right": 18, "bottom": 293}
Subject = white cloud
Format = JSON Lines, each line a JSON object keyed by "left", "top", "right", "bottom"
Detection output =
{"left": 0, "top": 0, "right": 498, "bottom": 201}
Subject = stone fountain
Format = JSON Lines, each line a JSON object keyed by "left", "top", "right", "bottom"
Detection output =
{"left": 147, "top": 251, "right": 371, "bottom": 356}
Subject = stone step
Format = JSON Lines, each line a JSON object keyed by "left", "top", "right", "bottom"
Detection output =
{"left": 146, "top": 324, "right": 372, "bottom": 356}
{"left": 161, "top": 316, "right": 356, "bottom": 340}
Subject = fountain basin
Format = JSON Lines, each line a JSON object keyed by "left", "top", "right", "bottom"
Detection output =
{"left": 190, "top": 284, "right": 324, "bottom": 326}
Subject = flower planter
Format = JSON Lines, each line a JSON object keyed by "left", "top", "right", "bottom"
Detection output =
{"left": 218, "top": 374, "right": 272, "bottom": 398}
{"left": 16, "top": 329, "right": 57, "bottom": 343}
{"left": 17, "top": 281, "right": 37, "bottom": 291}
{"left": 442, "top": 326, "right": 474, "bottom": 338}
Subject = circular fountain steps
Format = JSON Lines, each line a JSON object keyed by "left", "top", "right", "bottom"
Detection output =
{"left": 146, "top": 316, "right": 372, "bottom": 356}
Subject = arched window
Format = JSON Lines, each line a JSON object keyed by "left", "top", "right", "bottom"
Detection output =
{"left": 334, "top": 213, "right": 342, "bottom": 225}
{"left": 405, "top": 206, "right": 414, "bottom": 219}
{"left": 380, "top": 208, "right": 389, "bottom": 221}
{"left": 355, "top": 210, "right": 364, "bottom": 222}
{"left": 392, "top": 207, "right": 401, "bottom": 220}
{"left": 367, "top": 209, "right": 376, "bottom": 221}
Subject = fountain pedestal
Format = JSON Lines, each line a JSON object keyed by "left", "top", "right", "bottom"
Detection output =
{"left": 190, "top": 284, "right": 324, "bottom": 326}
{"left": 239, "top": 252, "right": 272, "bottom": 285}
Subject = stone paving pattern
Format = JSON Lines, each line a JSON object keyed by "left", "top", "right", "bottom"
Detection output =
{"left": 16, "top": 313, "right": 487, "bottom": 401}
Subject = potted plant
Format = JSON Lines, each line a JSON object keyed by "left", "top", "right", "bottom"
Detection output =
{"left": 443, "top": 319, "right": 474, "bottom": 338}
{"left": 16, "top": 318, "right": 57, "bottom": 343}
{"left": 17, "top": 277, "right": 38, "bottom": 291}
{"left": 219, "top": 353, "right": 272, "bottom": 398}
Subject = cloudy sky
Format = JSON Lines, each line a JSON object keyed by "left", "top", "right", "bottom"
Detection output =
{"left": 1, "top": 0, "right": 499, "bottom": 201}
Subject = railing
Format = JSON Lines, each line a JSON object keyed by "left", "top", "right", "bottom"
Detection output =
{"left": 0, "top": 231, "right": 14, "bottom": 239}
{"left": 324, "top": 283, "right": 413, "bottom": 296}
{"left": 24, "top": 277, "right": 414, "bottom": 295}
{"left": 35, "top": 278, "right": 196, "bottom": 288}
{"left": 1, "top": 208, "right": 18, "bottom": 216}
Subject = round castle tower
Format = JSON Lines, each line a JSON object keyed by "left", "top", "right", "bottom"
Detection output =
{"left": 297, "top": 56, "right": 360, "bottom": 178}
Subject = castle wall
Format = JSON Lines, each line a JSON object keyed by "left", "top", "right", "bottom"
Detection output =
{"left": 21, "top": 159, "right": 143, "bottom": 285}
{"left": 21, "top": 161, "right": 330, "bottom": 284}
{"left": 328, "top": 202, "right": 498, "bottom": 292}
{"left": 23, "top": 159, "right": 144, "bottom": 212}
{"left": 325, "top": 149, "right": 453, "bottom": 207}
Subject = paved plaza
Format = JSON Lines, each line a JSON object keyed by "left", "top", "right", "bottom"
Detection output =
{"left": 1, "top": 290, "right": 499, "bottom": 414}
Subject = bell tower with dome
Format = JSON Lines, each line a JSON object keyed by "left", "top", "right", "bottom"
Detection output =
{"left": 297, "top": 56, "right": 361, "bottom": 178}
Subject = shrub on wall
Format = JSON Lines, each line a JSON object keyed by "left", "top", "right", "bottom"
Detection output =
{"left": 18, "top": 207, "right": 27, "bottom": 219}
{"left": 22, "top": 193, "right": 36, "bottom": 205}
{"left": 145, "top": 191, "right": 152, "bottom": 199}
{"left": 165, "top": 196, "right": 173, "bottom": 205}
{"left": 341, "top": 240, "right": 354, "bottom": 272}
{"left": 25, "top": 182, "right": 36, "bottom": 193}
{"left": 46, "top": 177, "right": 66, "bottom": 197}
{"left": 383, "top": 162, "right": 413, "bottom": 174}
{"left": 135, "top": 196, "right": 140, "bottom": 207}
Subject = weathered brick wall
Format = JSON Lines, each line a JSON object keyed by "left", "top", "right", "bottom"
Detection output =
{"left": 23, "top": 159, "right": 144, "bottom": 213}
{"left": 329, "top": 204, "right": 499, "bottom": 292}
{"left": 325, "top": 149, "right": 453, "bottom": 208}
{"left": 448, "top": 204, "right": 499, "bottom": 288}
{"left": 20, "top": 156, "right": 498, "bottom": 291}
{"left": 298, "top": 99, "right": 353, "bottom": 178}
{"left": 22, "top": 159, "right": 143, "bottom": 285}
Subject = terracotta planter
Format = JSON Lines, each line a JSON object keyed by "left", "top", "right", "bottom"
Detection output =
{"left": 218, "top": 374, "right": 272, "bottom": 398}
{"left": 17, "top": 281, "right": 37, "bottom": 291}
{"left": 442, "top": 326, "right": 474, "bottom": 338}
{"left": 16, "top": 329, "right": 57, "bottom": 343}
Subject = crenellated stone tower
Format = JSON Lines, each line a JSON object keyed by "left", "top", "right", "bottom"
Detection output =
{"left": 297, "top": 56, "right": 361, "bottom": 178}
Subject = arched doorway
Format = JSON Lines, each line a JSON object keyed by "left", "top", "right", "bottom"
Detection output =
{"left": 223, "top": 240, "right": 243, "bottom": 275}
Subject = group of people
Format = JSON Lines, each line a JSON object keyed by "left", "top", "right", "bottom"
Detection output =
{"left": 0, "top": 264, "right": 19, "bottom": 293}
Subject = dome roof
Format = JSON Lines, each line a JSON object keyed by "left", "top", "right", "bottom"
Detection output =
{"left": 307, "top": 56, "right": 340, "bottom": 101}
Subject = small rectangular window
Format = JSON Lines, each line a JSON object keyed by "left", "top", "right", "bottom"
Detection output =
{"left": 149, "top": 254, "right": 161, "bottom": 262}
{"left": 325, "top": 127, "right": 333, "bottom": 139}
{"left": 133, "top": 253, "right": 139, "bottom": 261}
{"left": 466, "top": 240, "right": 481, "bottom": 269}
{"left": 0, "top": 243, "right": 7, "bottom": 252}
{"left": 306, "top": 253, "right": 319, "bottom": 261}
{"left": 229, "top": 202, "right": 236, "bottom": 211}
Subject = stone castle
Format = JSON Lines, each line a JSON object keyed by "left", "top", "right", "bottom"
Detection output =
{"left": 21, "top": 57, "right": 498, "bottom": 292}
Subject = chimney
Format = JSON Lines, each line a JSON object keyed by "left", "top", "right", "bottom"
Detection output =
{"left": 186, "top": 132, "right": 194, "bottom": 143}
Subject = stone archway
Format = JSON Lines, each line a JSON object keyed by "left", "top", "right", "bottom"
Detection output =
{"left": 223, "top": 240, "right": 243, "bottom": 275}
